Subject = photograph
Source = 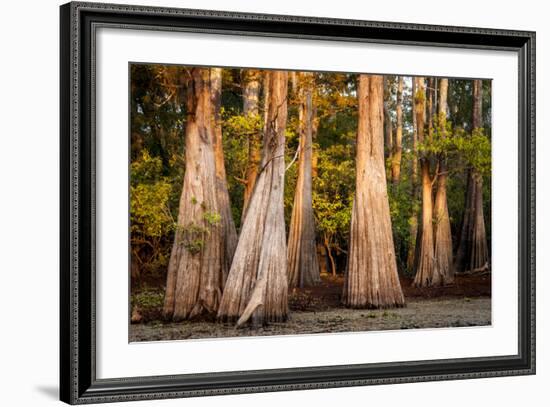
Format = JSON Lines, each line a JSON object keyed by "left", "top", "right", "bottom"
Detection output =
{"left": 54, "top": 1, "right": 535, "bottom": 404}
{"left": 129, "top": 64, "right": 492, "bottom": 342}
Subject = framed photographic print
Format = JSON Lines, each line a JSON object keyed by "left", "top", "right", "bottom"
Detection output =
{"left": 60, "top": 1, "right": 535, "bottom": 404}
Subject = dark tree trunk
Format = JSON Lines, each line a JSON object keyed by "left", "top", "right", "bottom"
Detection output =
{"left": 454, "top": 79, "right": 489, "bottom": 273}
{"left": 210, "top": 68, "right": 238, "bottom": 286}
{"left": 287, "top": 72, "right": 321, "bottom": 288}
{"left": 217, "top": 71, "right": 289, "bottom": 326}
{"left": 163, "top": 68, "right": 224, "bottom": 320}
{"left": 343, "top": 74, "right": 405, "bottom": 308}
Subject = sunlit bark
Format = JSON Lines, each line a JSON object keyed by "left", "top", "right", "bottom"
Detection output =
{"left": 163, "top": 68, "right": 224, "bottom": 320}
{"left": 288, "top": 72, "right": 321, "bottom": 288}
{"left": 217, "top": 71, "right": 289, "bottom": 326}
{"left": 343, "top": 74, "right": 405, "bottom": 308}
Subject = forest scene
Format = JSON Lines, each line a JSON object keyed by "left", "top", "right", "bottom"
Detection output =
{"left": 129, "top": 64, "right": 492, "bottom": 342}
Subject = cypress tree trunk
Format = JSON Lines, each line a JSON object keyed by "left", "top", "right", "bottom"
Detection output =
{"left": 406, "top": 78, "right": 419, "bottom": 272}
{"left": 454, "top": 79, "right": 489, "bottom": 273}
{"left": 287, "top": 72, "right": 321, "bottom": 288}
{"left": 470, "top": 171, "right": 489, "bottom": 271}
{"left": 454, "top": 173, "right": 475, "bottom": 271}
{"left": 342, "top": 74, "right": 405, "bottom": 308}
{"left": 391, "top": 76, "right": 403, "bottom": 184}
{"left": 384, "top": 78, "right": 393, "bottom": 163}
{"left": 469, "top": 80, "right": 489, "bottom": 272}
{"left": 163, "top": 68, "right": 224, "bottom": 320}
{"left": 433, "top": 78, "right": 454, "bottom": 283}
{"left": 211, "top": 68, "right": 238, "bottom": 286}
{"left": 413, "top": 77, "right": 444, "bottom": 287}
{"left": 217, "top": 71, "right": 289, "bottom": 326}
{"left": 242, "top": 69, "right": 262, "bottom": 219}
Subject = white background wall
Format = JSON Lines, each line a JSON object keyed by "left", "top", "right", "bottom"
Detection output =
{"left": 0, "top": 0, "right": 545, "bottom": 406}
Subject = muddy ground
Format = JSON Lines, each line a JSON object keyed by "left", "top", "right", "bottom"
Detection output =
{"left": 129, "top": 274, "right": 491, "bottom": 342}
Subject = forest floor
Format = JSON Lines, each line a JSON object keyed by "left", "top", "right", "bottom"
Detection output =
{"left": 129, "top": 274, "right": 491, "bottom": 342}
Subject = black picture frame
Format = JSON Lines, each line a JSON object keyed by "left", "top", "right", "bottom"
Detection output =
{"left": 60, "top": 1, "right": 536, "bottom": 404}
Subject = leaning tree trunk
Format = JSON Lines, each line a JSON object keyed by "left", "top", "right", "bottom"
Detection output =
{"left": 391, "top": 76, "right": 403, "bottom": 184}
{"left": 342, "top": 74, "right": 405, "bottom": 308}
{"left": 413, "top": 77, "right": 444, "bottom": 287}
{"left": 454, "top": 79, "right": 489, "bottom": 273}
{"left": 163, "top": 68, "right": 224, "bottom": 320}
{"left": 288, "top": 72, "right": 321, "bottom": 288}
{"left": 217, "top": 71, "right": 289, "bottom": 326}
{"left": 433, "top": 78, "right": 454, "bottom": 284}
{"left": 242, "top": 69, "right": 262, "bottom": 219}
{"left": 211, "top": 68, "right": 238, "bottom": 286}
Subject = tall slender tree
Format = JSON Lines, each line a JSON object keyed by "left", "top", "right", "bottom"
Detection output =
{"left": 163, "top": 68, "right": 224, "bottom": 320}
{"left": 433, "top": 78, "right": 454, "bottom": 283}
{"left": 384, "top": 77, "right": 394, "bottom": 163}
{"left": 287, "top": 72, "right": 321, "bottom": 288}
{"left": 391, "top": 76, "right": 404, "bottom": 184}
{"left": 211, "top": 68, "right": 238, "bottom": 285}
{"left": 218, "top": 71, "right": 289, "bottom": 326}
{"left": 343, "top": 74, "right": 405, "bottom": 308}
{"left": 454, "top": 80, "right": 489, "bottom": 273}
{"left": 241, "top": 69, "right": 262, "bottom": 218}
{"left": 413, "top": 77, "right": 445, "bottom": 287}
{"left": 407, "top": 78, "right": 419, "bottom": 272}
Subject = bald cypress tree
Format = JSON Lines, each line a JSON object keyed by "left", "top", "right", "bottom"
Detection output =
{"left": 343, "top": 74, "right": 405, "bottom": 308}
{"left": 433, "top": 78, "right": 454, "bottom": 283}
{"left": 163, "top": 68, "right": 224, "bottom": 320}
{"left": 288, "top": 72, "right": 321, "bottom": 288}
{"left": 218, "top": 70, "right": 289, "bottom": 326}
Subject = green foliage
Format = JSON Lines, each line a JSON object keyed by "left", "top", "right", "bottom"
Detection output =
{"left": 221, "top": 108, "right": 263, "bottom": 226}
{"left": 177, "top": 222, "right": 209, "bottom": 254}
{"left": 387, "top": 173, "right": 416, "bottom": 272}
{"left": 313, "top": 143, "right": 355, "bottom": 254}
{"left": 223, "top": 108, "right": 262, "bottom": 138}
{"left": 417, "top": 126, "right": 491, "bottom": 177}
{"left": 131, "top": 288, "right": 165, "bottom": 310}
{"left": 130, "top": 151, "right": 174, "bottom": 239}
{"left": 130, "top": 150, "right": 175, "bottom": 280}
{"left": 203, "top": 211, "right": 221, "bottom": 226}
{"left": 130, "top": 288, "right": 165, "bottom": 322}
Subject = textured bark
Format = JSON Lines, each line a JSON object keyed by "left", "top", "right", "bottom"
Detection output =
{"left": 406, "top": 78, "right": 419, "bottom": 272}
{"left": 413, "top": 77, "right": 444, "bottom": 287}
{"left": 342, "top": 74, "right": 405, "bottom": 308}
{"left": 242, "top": 70, "right": 262, "bottom": 218}
{"left": 287, "top": 73, "right": 321, "bottom": 288}
{"left": 211, "top": 68, "right": 238, "bottom": 286}
{"left": 391, "top": 76, "right": 403, "bottom": 184}
{"left": 163, "top": 68, "right": 224, "bottom": 320}
{"left": 454, "top": 79, "right": 489, "bottom": 273}
{"left": 433, "top": 78, "right": 454, "bottom": 283}
{"left": 217, "top": 71, "right": 289, "bottom": 326}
